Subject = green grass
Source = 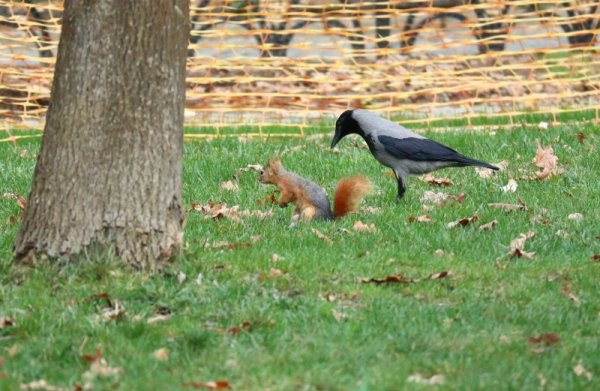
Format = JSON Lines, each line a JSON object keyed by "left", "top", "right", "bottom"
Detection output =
{"left": 1, "top": 123, "right": 599, "bottom": 390}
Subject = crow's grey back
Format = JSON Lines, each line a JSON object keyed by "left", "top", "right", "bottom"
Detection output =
{"left": 352, "top": 110, "right": 425, "bottom": 140}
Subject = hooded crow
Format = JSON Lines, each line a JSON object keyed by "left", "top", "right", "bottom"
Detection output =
{"left": 331, "top": 109, "right": 499, "bottom": 200}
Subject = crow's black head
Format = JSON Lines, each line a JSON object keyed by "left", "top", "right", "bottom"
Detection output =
{"left": 331, "top": 110, "right": 362, "bottom": 148}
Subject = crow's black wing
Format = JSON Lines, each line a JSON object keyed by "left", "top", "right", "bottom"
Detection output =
{"left": 378, "top": 136, "right": 460, "bottom": 162}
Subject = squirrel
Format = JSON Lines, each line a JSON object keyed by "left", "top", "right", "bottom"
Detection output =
{"left": 258, "top": 157, "right": 371, "bottom": 223}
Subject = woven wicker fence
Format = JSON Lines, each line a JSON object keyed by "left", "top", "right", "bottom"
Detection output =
{"left": 1, "top": 0, "right": 600, "bottom": 140}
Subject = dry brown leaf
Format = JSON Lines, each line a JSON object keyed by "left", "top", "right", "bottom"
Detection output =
{"left": 575, "top": 132, "right": 587, "bottom": 143}
{"left": 101, "top": 300, "right": 125, "bottom": 322}
{"left": 269, "top": 268, "right": 284, "bottom": 278}
{"left": 421, "top": 174, "right": 453, "bottom": 187}
{"left": 217, "top": 320, "right": 252, "bottom": 336}
{"left": 478, "top": 220, "right": 498, "bottom": 231}
{"left": 407, "top": 373, "right": 446, "bottom": 385}
{"left": 573, "top": 361, "right": 593, "bottom": 380}
{"left": 528, "top": 333, "right": 560, "bottom": 346}
{"left": 147, "top": 314, "right": 171, "bottom": 324}
{"left": 331, "top": 308, "right": 349, "bottom": 322}
{"left": 353, "top": 221, "right": 377, "bottom": 232}
{"left": 82, "top": 359, "right": 123, "bottom": 388}
{"left": 421, "top": 191, "right": 450, "bottom": 204}
{"left": 501, "top": 179, "right": 518, "bottom": 193}
{"left": 362, "top": 206, "right": 381, "bottom": 214}
{"left": 153, "top": 348, "right": 169, "bottom": 361}
{"left": 508, "top": 231, "right": 536, "bottom": 259}
{"left": 271, "top": 253, "right": 284, "bottom": 262}
{"left": 360, "top": 274, "right": 414, "bottom": 285}
{"left": 475, "top": 160, "right": 508, "bottom": 178}
{"left": 592, "top": 254, "right": 600, "bottom": 262}
{"left": 568, "top": 213, "right": 583, "bottom": 221}
{"left": 488, "top": 200, "right": 527, "bottom": 212}
{"left": 191, "top": 202, "right": 272, "bottom": 221}
{"left": 219, "top": 180, "right": 239, "bottom": 192}
{"left": 0, "top": 355, "right": 3, "bottom": 368}
{"left": 182, "top": 380, "right": 231, "bottom": 389}
{"left": 7, "top": 344, "right": 20, "bottom": 357}
{"left": 234, "top": 163, "right": 263, "bottom": 179}
{"left": 19, "top": 380, "right": 67, "bottom": 391}
{"left": 526, "top": 140, "right": 565, "bottom": 180}
{"left": 3, "top": 192, "right": 27, "bottom": 210}
{"left": 428, "top": 270, "right": 451, "bottom": 280}
{"left": 561, "top": 282, "right": 581, "bottom": 306}
{"left": 81, "top": 348, "right": 102, "bottom": 363}
{"left": 312, "top": 228, "right": 332, "bottom": 243}
{"left": 408, "top": 215, "right": 432, "bottom": 223}
{"left": 0, "top": 317, "right": 14, "bottom": 329}
{"left": 447, "top": 215, "right": 478, "bottom": 229}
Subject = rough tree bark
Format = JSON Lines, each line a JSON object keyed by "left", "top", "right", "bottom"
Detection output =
{"left": 13, "top": 0, "right": 190, "bottom": 268}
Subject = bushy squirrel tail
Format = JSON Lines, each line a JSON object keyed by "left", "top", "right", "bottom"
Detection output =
{"left": 333, "top": 176, "right": 372, "bottom": 219}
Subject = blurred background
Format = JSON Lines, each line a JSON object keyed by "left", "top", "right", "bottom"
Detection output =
{"left": 1, "top": 0, "right": 599, "bottom": 136}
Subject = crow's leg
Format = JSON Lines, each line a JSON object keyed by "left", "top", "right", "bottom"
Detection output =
{"left": 395, "top": 172, "right": 406, "bottom": 201}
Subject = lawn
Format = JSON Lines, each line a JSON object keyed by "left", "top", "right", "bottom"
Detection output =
{"left": 0, "top": 122, "right": 599, "bottom": 390}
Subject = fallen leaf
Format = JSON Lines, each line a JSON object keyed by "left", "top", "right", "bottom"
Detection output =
{"left": 234, "top": 163, "right": 263, "bottom": 179}
{"left": 508, "top": 231, "right": 536, "bottom": 259}
{"left": 538, "top": 373, "right": 547, "bottom": 388}
{"left": 222, "top": 320, "right": 252, "bottom": 335}
{"left": 177, "top": 271, "right": 187, "bottom": 284}
{"left": 528, "top": 333, "right": 560, "bottom": 346}
{"left": 538, "top": 121, "right": 549, "bottom": 130}
{"left": 219, "top": 180, "right": 239, "bottom": 192}
{"left": 407, "top": 373, "right": 446, "bottom": 385}
{"left": 361, "top": 274, "right": 414, "bottom": 285}
{"left": 568, "top": 213, "right": 583, "bottom": 221}
{"left": 575, "top": 132, "right": 587, "bottom": 143}
{"left": 362, "top": 206, "right": 381, "bottom": 214}
{"left": 182, "top": 381, "right": 231, "bottom": 389}
{"left": 573, "top": 361, "right": 593, "bottom": 380}
{"left": 408, "top": 215, "right": 432, "bottom": 223}
{"left": 592, "top": 254, "right": 600, "bottom": 262}
{"left": 269, "top": 268, "right": 284, "bottom": 278}
{"left": 475, "top": 160, "right": 508, "bottom": 178}
{"left": 561, "top": 282, "right": 581, "bottom": 306}
{"left": 421, "top": 191, "right": 450, "bottom": 204}
{"left": 82, "top": 359, "right": 123, "bottom": 388}
{"left": 147, "top": 314, "right": 171, "bottom": 324}
{"left": 331, "top": 308, "right": 349, "bottom": 322}
{"left": 271, "top": 253, "right": 284, "bottom": 262}
{"left": 421, "top": 174, "right": 453, "bottom": 187}
{"left": 312, "top": 228, "right": 332, "bottom": 243}
{"left": 19, "top": 380, "right": 67, "bottom": 391}
{"left": 428, "top": 270, "right": 451, "bottom": 280}
{"left": 447, "top": 215, "right": 478, "bottom": 228}
{"left": 353, "top": 221, "right": 377, "bottom": 232}
{"left": 153, "top": 348, "right": 169, "bottom": 361}
{"left": 81, "top": 348, "right": 102, "bottom": 363}
{"left": 101, "top": 300, "right": 125, "bottom": 322}
{"left": 478, "top": 220, "right": 498, "bottom": 231}
{"left": 7, "top": 344, "right": 20, "bottom": 357}
{"left": 0, "top": 355, "right": 3, "bottom": 368}
{"left": 3, "top": 192, "right": 27, "bottom": 210}
{"left": 433, "top": 249, "right": 445, "bottom": 257}
{"left": 501, "top": 179, "right": 518, "bottom": 193}
{"left": 526, "top": 140, "right": 565, "bottom": 180}
{"left": 555, "top": 230, "right": 569, "bottom": 238}
{"left": 488, "top": 198, "right": 527, "bottom": 212}
{"left": 0, "top": 317, "right": 14, "bottom": 329}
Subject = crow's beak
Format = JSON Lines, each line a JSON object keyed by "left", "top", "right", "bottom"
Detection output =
{"left": 330, "top": 127, "right": 341, "bottom": 148}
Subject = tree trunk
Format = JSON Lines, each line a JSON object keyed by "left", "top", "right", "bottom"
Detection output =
{"left": 13, "top": 0, "right": 190, "bottom": 268}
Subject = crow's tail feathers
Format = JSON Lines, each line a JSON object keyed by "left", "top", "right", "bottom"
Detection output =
{"left": 455, "top": 156, "right": 499, "bottom": 170}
